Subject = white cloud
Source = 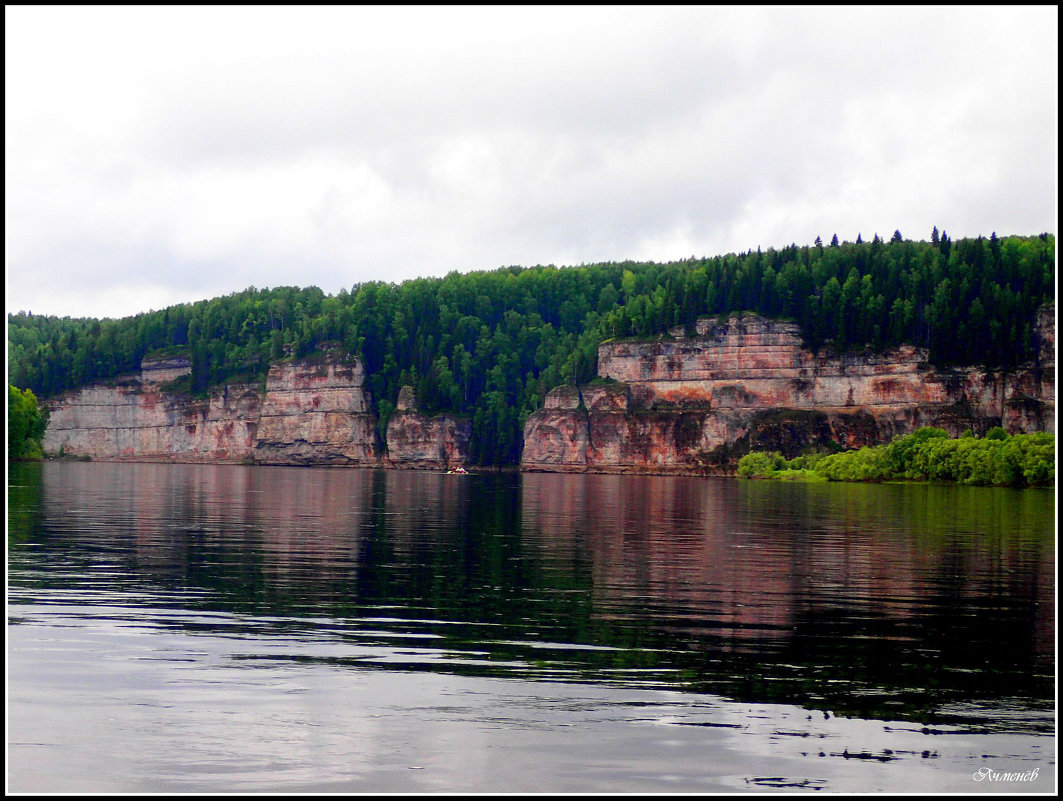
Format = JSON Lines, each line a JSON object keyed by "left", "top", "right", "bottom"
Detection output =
{"left": 5, "top": 5, "right": 1057, "bottom": 320}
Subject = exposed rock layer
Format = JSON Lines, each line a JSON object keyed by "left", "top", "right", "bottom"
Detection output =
{"left": 43, "top": 354, "right": 475, "bottom": 470}
{"left": 522, "top": 309, "right": 1055, "bottom": 474}
{"left": 385, "top": 386, "right": 471, "bottom": 470}
{"left": 254, "top": 358, "right": 376, "bottom": 465}
{"left": 41, "top": 308, "right": 1055, "bottom": 473}
{"left": 43, "top": 356, "right": 264, "bottom": 463}
{"left": 44, "top": 354, "right": 380, "bottom": 465}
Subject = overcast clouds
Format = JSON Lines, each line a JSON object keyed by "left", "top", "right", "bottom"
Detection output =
{"left": 5, "top": 6, "right": 1057, "bottom": 320}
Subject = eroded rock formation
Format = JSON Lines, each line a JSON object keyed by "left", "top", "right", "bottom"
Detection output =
{"left": 40, "top": 307, "right": 1055, "bottom": 474}
{"left": 43, "top": 354, "right": 474, "bottom": 470}
{"left": 385, "top": 386, "right": 472, "bottom": 470}
{"left": 42, "top": 356, "right": 262, "bottom": 462}
{"left": 43, "top": 352, "right": 377, "bottom": 465}
{"left": 522, "top": 309, "right": 1055, "bottom": 474}
{"left": 254, "top": 356, "right": 377, "bottom": 465}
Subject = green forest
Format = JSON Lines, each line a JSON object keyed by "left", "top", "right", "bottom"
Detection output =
{"left": 7, "top": 230, "right": 1055, "bottom": 466}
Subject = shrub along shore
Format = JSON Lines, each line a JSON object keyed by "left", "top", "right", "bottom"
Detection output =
{"left": 737, "top": 427, "right": 1054, "bottom": 488}
{"left": 8, "top": 385, "right": 47, "bottom": 461}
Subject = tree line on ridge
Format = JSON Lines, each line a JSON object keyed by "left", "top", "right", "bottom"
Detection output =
{"left": 7, "top": 230, "right": 1055, "bottom": 466}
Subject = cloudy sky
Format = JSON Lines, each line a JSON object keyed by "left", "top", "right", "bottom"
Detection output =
{"left": 6, "top": 6, "right": 1057, "bottom": 321}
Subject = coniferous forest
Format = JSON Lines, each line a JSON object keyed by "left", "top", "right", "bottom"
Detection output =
{"left": 7, "top": 231, "right": 1055, "bottom": 466}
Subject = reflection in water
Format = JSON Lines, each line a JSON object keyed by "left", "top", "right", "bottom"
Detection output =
{"left": 521, "top": 474, "right": 1054, "bottom": 721}
{"left": 10, "top": 461, "right": 1053, "bottom": 728}
{"left": 7, "top": 461, "right": 1055, "bottom": 792}
{"left": 524, "top": 473, "right": 802, "bottom": 640}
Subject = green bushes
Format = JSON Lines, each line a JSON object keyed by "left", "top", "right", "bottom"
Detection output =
{"left": 736, "top": 450, "right": 786, "bottom": 477}
{"left": 9, "top": 385, "right": 47, "bottom": 460}
{"left": 896, "top": 429, "right": 1054, "bottom": 486}
{"left": 736, "top": 450, "right": 827, "bottom": 482}
{"left": 738, "top": 427, "right": 1054, "bottom": 488}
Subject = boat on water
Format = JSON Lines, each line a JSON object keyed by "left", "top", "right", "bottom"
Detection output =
{"left": 446, "top": 466, "right": 469, "bottom": 475}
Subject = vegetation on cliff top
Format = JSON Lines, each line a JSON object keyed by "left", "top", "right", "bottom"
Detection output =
{"left": 7, "top": 230, "right": 1055, "bottom": 466}
{"left": 738, "top": 427, "right": 1055, "bottom": 488}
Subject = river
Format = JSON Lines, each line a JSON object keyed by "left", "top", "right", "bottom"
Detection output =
{"left": 7, "top": 461, "right": 1055, "bottom": 792}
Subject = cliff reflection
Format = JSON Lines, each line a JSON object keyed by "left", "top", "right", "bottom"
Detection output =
{"left": 520, "top": 474, "right": 798, "bottom": 644}
{"left": 20, "top": 461, "right": 1052, "bottom": 720}
{"left": 519, "top": 473, "right": 1054, "bottom": 676}
{"left": 38, "top": 463, "right": 372, "bottom": 606}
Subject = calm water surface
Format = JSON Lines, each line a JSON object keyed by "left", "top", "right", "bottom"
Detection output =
{"left": 7, "top": 461, "right": 1055, "bottom": 793}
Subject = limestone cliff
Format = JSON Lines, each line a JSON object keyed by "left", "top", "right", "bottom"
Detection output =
{"left": 385, "top": 386, "right": 471, "bottom": 470}
{"left": 253, "top": 356, "right": 377, "bottom": 465}
{"left": 522, "top": 309, "right": 1055, "bottom": 473}
{"left": 43, "top": 352, "right": 377, "bottom": 465}
{"left": 40, "top": 307, "right": 1056, "bottom": 473}
{"left": 43, "top": 356, "right": 262, "bottom": 462}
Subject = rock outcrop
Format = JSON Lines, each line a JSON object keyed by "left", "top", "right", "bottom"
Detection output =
{"left": 43, "top": 352, "right": 377, "bottom": 465}
{"left": 40, "top": 307, "right": 1055, "bottom": 474}
{"left": 253, "top": 356, "right": 377, "bottom": 465}
{"left": 522, "top": 309, "right": 1055, "bottom": 474}
{"left": 43, "top": 353, "right": 471, "bottom": 470}
{"left": 385, "top": 386, "right": 471, "bottom": 470}
{"left": 42, "top": 356, "right": 262, "bottom": 462}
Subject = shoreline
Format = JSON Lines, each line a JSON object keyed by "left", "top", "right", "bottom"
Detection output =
{"left": 35, "top": 455, "right": 1057, "bottom": 489}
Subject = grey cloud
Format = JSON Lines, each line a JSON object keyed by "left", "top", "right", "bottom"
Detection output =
{"left": 6, "top": 6, "right": 1056, "bottom": 320}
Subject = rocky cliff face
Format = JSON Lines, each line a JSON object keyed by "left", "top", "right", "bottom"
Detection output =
{"left": 385, "top": 386, "right": 471, "bottom": 469}
{"left": 40, "top": 307, "right": 1056, "bottom": 473}
{"left": 523, "top": 309, "right": 1055, "bottom": 473}
{"left": 43, "top": 352, "right": 377, "bottom": 465}
{"left": 43, "top": 357, "right": 263, "bottom": 462}
{"left": 43, "top": 353, "right": 476, "bottom": 470}
{"left": 253, "top": 356, "right": 377, "bottom": 465}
